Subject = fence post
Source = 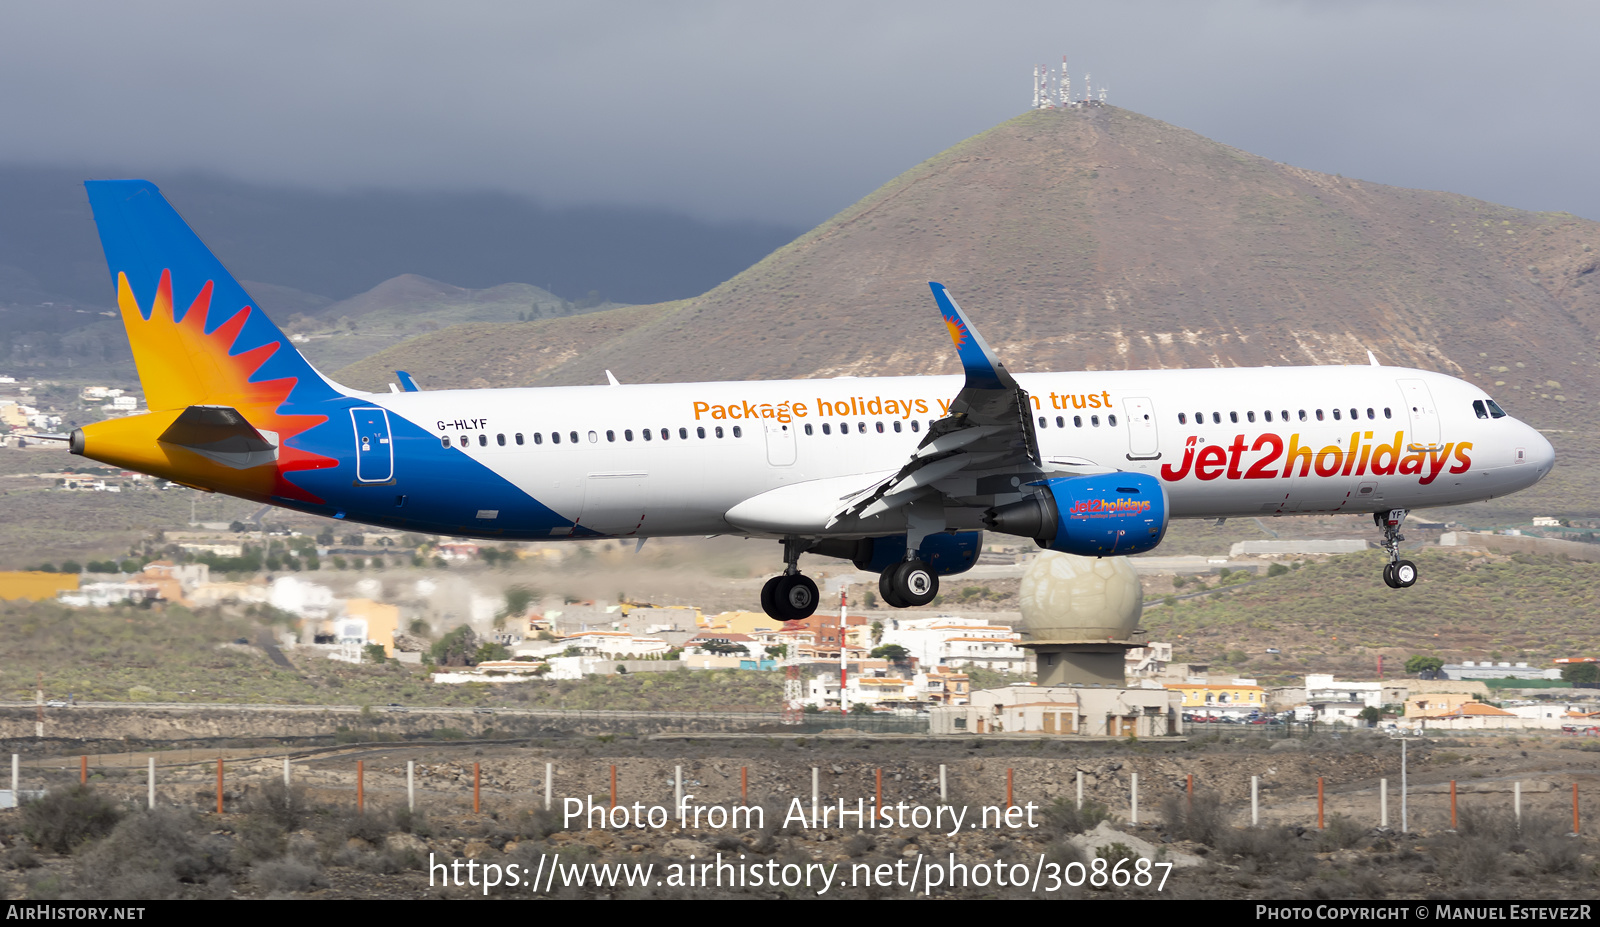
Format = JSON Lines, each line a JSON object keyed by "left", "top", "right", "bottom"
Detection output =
{"left": 1514, "top": 781, "right": 1521, "bottom": 829}
{"left": 675, "top": 765, "right": 683, "bottom": 815}
{"left": 544, "top": 762, "right": 552, "bottom": 812}
{"left": 147, "top": 758, "right": 155, "bottom": 810}
{"left": 1251, "top": 775, "right": 1259, "bottom": 827}
{"left": 358, "top": 760, "right": 365, "bottom": 813}
{"left": 11, "top": 754, "right": 17, "bottom": 799}
{"left": 408, "top": 761, "right": 415, "bottom": 814}
{"left": 1186, "top": 773, "right": 1193, "bottom": 815}
{"left": 1573, "top": 784, "right": 1580, "bottom": 837}
{"left": 1449, "top": 780, "right": 1457, "bottom": 831}
{"left": 741, "top": 767, "right": 748, "bottom": 805}
{"left": 283, "top": 756, "right": 290, "bottom": 788}
{"left": 80, "top": 755, "right": 87, "bottom": 785}
{"left": 474, "top": 763, "right": 481, "bottom": 814}
{"left": 1130, "top": 772, "right": 1138, "bottom": 825}
{"left": 610, "top": 765, "right": 616, "bottom": 810}
{"left": 812, "top": 767, "right": 819, "bottom": 824}
{"left": 216, "top": 758, "right": 224, "bottom": 814}
{"left": 1380, "top": 778, "right": 1388, "bottom": 829}
{"left": 1317, "top": 777, "right": 1324, "bottom": 830}
{"left": 939, "top": 764, "right": 947, "bottom": 806}
{"left": 1401, "top": 739, "right": 1409, "bottom": 834}
{"left": 1077, "top": 770, "right": 1084, "bottom": 811}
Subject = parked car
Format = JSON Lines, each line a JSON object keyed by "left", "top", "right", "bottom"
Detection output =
{"left": 45, "top": 699, "right": 68, "bottom": 708}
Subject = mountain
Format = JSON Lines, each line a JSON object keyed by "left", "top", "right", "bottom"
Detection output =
{"left": 336, "top": 105, "right": 1600, "bottom": 518}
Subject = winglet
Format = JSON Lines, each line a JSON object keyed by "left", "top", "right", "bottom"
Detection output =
{"left": 396, "top": 371, "right": 421, "bottom": 392}
{"left": 1367, "top": 351, "right": 1380, "bottom": 367}
{"left": 605, "top": 370, "right": 621, "bottom": 386}
{"left": 929, "top": 282, "right": 1014, "bottom": 391}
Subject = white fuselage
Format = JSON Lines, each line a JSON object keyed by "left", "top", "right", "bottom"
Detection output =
{"left": 367, "top": 363, "right": 1554, "bottom": 540}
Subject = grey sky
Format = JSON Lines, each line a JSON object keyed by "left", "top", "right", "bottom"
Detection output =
{"left": 3, "top": 1, "right": 1596, "bottom": 226}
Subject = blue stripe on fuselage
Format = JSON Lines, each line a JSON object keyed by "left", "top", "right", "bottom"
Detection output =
{"left": 273, "top": 396, "right": 586, "bottom": 539}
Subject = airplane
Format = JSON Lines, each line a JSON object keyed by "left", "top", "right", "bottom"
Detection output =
{"left": 59, "top": 180, "right": 1555, "bottom": 622}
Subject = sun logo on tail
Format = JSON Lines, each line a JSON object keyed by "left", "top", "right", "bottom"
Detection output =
{"left": 943, "top": 314, "right": 968, "bottom": 350}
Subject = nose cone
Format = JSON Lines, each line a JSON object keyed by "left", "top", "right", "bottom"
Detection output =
{"left": 1523, "top": 422, "right": 1556, "bottom": 484}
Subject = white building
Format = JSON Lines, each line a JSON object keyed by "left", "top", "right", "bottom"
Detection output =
{"left": 269, "top": 576, "right": 337, "bottom": 621}
{"left": 560, "top": 630, "right": 671, "bottom": 659}
{"left": 881, "top": 616, "right": 1029, "bottom": 673}
{"left": 1304, "top": 674, "right": 1383, "bottom": 713}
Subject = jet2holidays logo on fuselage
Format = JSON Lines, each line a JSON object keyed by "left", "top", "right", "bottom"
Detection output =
{"left": 1159, "top": 432, "right": 1472, "bottom": 485}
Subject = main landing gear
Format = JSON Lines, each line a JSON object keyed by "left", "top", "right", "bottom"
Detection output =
{"left": 1376, "top": 509, "right": 1417, "bottom": 589}
{"left": 760, "top": 538, "right": 820, "bottom": 622}
{"left": 879, "top": 559, "right": 939, "bottom": 609}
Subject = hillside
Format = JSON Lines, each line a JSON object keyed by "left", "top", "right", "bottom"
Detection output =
{"left": 336, "top": 105, "right": 1600, "bottom": 518}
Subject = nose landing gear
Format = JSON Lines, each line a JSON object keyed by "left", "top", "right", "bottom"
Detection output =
{"left": 1376, "top": 509, "right": 1417, "bottom": 588}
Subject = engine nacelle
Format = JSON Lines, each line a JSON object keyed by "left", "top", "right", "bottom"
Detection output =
{"left": 984, "top": 473, "right": 1168, "bottom": 556}
{"left": 809, "top": 531, "right": 982, "bottom": 576}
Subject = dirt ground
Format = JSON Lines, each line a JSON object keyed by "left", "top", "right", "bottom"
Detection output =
{"left": 2, "top": 728, "right": 1596, "bottom": 900}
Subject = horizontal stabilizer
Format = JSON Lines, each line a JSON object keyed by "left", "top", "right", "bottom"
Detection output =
{"left": 158, "top": 405, "right": 279, "bottom": 470}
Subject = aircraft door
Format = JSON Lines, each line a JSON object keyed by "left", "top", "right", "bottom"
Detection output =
{"left": 582, "top": 471, "right": 650, "bottom": 536}
{"left": 765, "top": 421, "right": 796, "bottom": 467}
{"left": 350, "top": 408, "right": 394, "bottom": 483}
{"left": 1397, "top": 379, "right": 1442, "bottom": 451}
{"left": 1124, "top": 397, "right": 1160, "bottom": 459}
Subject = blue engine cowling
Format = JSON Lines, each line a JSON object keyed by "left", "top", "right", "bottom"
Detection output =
{"left": 984, "top": 472, "right": 1168, "bottom": 556}
{"left": 807, "top": 531, "right": 983, "bottom": 576}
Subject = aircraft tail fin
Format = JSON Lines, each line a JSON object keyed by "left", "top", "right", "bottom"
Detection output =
{"left": 84, "top": 180, "right": 343, "bottom": 413}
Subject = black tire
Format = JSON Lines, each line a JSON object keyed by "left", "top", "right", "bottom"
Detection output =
{"left": 760, "top": 575, "right": 784, "bottom": 619}
{"left": 1393, "top": 559, "right": 1418, "bottom": 588}
{"left": 775, "top": 573, "right": 820, "bottom": 621}
{"left": 1382, "top": 562, "right": 1400, "bottom": 589}
{"left": 879, "top": 569, "right": 908, "bottom": 608}
{"left": 892, "top": 560, "right": 939, "bottom": 607}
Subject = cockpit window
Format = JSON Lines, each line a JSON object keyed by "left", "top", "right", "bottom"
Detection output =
{"left": 1485, "top": 399, "right": 1507, "bottom": 419}
{"left": 1473, "top": 400, "right": 1489, "bottom": 419}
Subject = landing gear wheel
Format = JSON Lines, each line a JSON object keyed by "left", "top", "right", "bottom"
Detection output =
{"left": 1392, "top": 559, "right": 1418, "bottom": 588}
{"left": 888, "top": 560, "right": 939, "bottom": 608}
{"left": 1382, "top": 563, "right": 1400, "bottom": 589}
{"left": 760, "top": 575, "right": 784, "bottom": 619}
{"left": 879, "top": 570, "right": 908, "bottom": 609}
{"left": 773, "top": 573, "right": 819, "bottom": 621}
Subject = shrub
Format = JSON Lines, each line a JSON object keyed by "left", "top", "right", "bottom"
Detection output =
{"left": 251, "top": 857, "right": 324, "bottom": 894}
{"left": 1042, "top": 797, "right": 1111, "bottom": 837}
{"left": 21, "top": 785, "right": 122, "bottom": 853}
{"left": 74, "top": 808, "right": 232, "bottom": 899}
{"left": 1160, "top": 789, "right": 1229, "bottom": 846}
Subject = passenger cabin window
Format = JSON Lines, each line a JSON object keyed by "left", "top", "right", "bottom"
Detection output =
{"left": 697, "top": 426, "right": 706, "bottom": 438}
{"left": 496, "top": 434, "right": 505, "bottom": 446}
{"left": 1385, "top": 408, "right": 1393, "bottom": 419}
{"left": 1315, "top": 410, "right": 1324, "bottom": 421}
{"left": 659, "top": 428, "right": 669, "bottom": 440}
{"left": 1264, "top": 411, "right": 1273, "bottom": 422}
{"left": 642, "top": 429, "right": 651, "bottom": 441}
{"left": 1298, "top": 410, "right": 1307, "bottom": 422}
{"left": 910, "top": 420, "right": 920, "bottom": 433}
{"left": 679, "top": 427, "right": 688, "bottom": 439}
{"left": 1179, "top": 413, "right": 1187, "bottom": 424}
{"left": 1091, "top": 415, "right": 1100, "bottom": 427}
{"left": 1246, "top": 411, "right": 1255, "bottom": 423}
{"left": 459, "top": 436, "right": 469, "bottom": 448}
{"left": 822, "top": 423, "right": 831, "bottom": 435}
{"left": 894, "top": 421, "right": 903, "bottom": 432}
{"left": 732, "top": 426, "right": 742, "bottom": 437}
{"left": 1108, "top": 414, "right": 1118, "bottom": 426}
{"left": 515, "top": 433, "right": 524, "bottom": 445}
{"left": 838, "top": 421, "right": 848, "bottom": 435}
{"left": 1332, "top": 409, "right": 1341, "bottom": 421}
{"left": 440, "top": 437, "right": 449, "bottom": 448}
{"left": 1054, "top": 416, "right": 1063, "bottom": 428}
{"left": 606, "top": 430, "right": 615, "bottom": 442}
{"left": 1367, "top": 408, "right": 1375, "bottom": 419}
{"left": 876, "top": 422, "right": 885, "bottom": 433}
{"left": 1038, "top": 416, "right": 1047, "bottom": 428}
{"left": 857, "top": 422, "right": 866, "bottom": 434}
{"left": 1074, "top": 416, "right": 1082, "bottom": 427}
{"left": 625, "top": 429, "right": 634, "bottom": 441}
{"left": 1230, "top": 411, "right": 1238, "bottom": 424}
{"left": 552, "top": 432, "right": 561, "bottom": 444}
{"left": 569, "top": 431, "right": 579, "bottom": 444}
{"left": 716, "top": 426, "right": 725, "bottom": 437}
{"left": 805, "top": 424, "right": 813, "bottom": 435}
{"left": 534, "top": 433, "right": 543, "bottom": 445}
{"left": 1212, "top": 412, "right": 1221, "bottom": 424}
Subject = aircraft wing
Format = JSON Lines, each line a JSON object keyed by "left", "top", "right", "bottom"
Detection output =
{"left": 831, "top": 282, "right": 1042, "bottom": 525}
